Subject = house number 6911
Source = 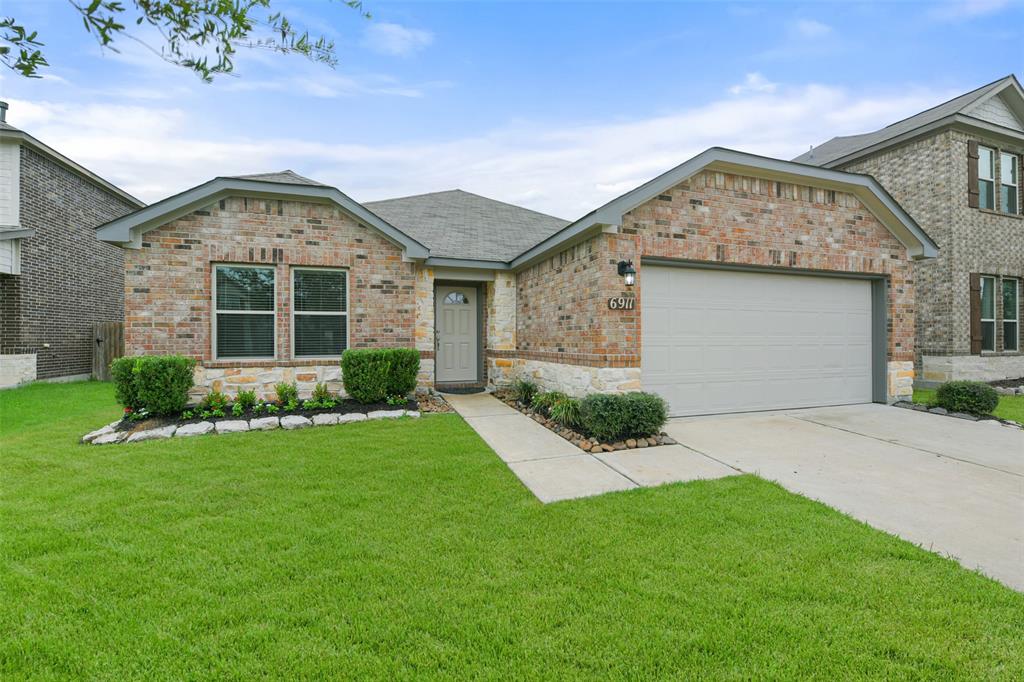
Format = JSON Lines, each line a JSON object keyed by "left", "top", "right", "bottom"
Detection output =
{"left": 607, "top": 296, "right": 635, "bottom": 310}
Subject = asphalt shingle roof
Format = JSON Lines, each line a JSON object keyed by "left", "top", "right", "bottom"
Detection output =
{"left": 795, "top": 75, "right": 1019, "bottom": 166}
{"left": 365, "top": 189, "right": 569, "bottom": 262}
{"left": 228, "top": 170, "right": 327, "bottom": 186}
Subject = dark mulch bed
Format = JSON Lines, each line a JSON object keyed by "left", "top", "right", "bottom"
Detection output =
{"left": 988, "top": 377, "right": 1024, "bottom": 389}
{"left": 492, "top": 390, "right": 675, "bottom": 454}
{"left": 115, "top": 398, "right": 418, "bottom": 433}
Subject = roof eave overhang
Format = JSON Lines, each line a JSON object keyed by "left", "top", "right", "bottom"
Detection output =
{"left": 823, "top": 114, "right": 1024, "bottom": 169}
{"left": 0, "top": 129, "right": 145, "bottom": 208}
{"left": 511, "top": 147, "right": 938, "bottom": 268}
{"left": 96, "top": 178, "right": 430, "bottom": 259}
{"left": 0, "top": 227, "right": 34, "bottom": 240}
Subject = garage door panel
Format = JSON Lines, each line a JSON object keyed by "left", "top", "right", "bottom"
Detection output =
{"left": 642, "top": 266, "right": 874, "bottom": 417}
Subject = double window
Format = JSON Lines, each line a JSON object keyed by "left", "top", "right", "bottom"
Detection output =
{"left": 975, "top": 274, "right": 1019, "bottom": 353}
{"left": 213, "top": 264, "right": 348, "bottom": 360}
{"left": 974, "top": 143, "right": 1021, "bottom": 214}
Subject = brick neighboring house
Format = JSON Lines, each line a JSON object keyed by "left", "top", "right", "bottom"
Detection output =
{"left": 797, "top": 75, "right": 1024, "bottom": 384}
{"left": 97, "top": 149, "right": 937, "bottom": 417}
{"left": 0, "top": 102, "right": 144, "bottom": 387}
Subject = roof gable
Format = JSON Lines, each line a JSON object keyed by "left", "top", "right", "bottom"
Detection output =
{"left": 796, "top": 75, "right": 1024, "bottom": 167}
{"left": 964, "top": 90, "right": 1024, "bottom": 132}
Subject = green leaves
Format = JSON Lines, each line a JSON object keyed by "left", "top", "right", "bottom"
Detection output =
{"left": 3, "top": 0, "right": 368, "bottom": 80}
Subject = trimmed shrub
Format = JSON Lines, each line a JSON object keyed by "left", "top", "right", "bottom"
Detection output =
{"left": 200, "top": 390, "right": 229, "bottom": 412}
{"left": 935, "top": 381, "right": 999, "bottom": 416}
{"left": 341, "top": 348, "right": 420, "bottom": 404}
{"left": 110, "top": 356, "right": 142, "bottom": 410}
{"left": 132, "top": 355, "right": 196, "bottom": 416}
{"left": 274, "top": 382, "right": 298, "bottom": 406}
{"left": 578, "top": 392, "right": 668, "bottom": 442}
{"left": 508, "top": 377, "right": 539, "bottom": 406}
{"left": 235, "top": 389, "right": 258, "bottom": 411}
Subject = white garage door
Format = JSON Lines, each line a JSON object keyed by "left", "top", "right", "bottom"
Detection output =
{"left": 642, "top": 266, "right": 873, "bottom": 417}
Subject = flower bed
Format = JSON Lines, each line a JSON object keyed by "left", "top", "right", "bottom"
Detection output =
{"left": 493, "top": 383, "right": 676, "bottom": 453}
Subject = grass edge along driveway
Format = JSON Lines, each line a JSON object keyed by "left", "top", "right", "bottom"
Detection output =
{"left": 2, "top": 381, "right": 1023, "bottom": 679}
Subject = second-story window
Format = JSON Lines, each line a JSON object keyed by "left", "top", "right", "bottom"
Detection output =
{"left": 1000, "top": 152, "right": 1018, "bottom": 214}
{"left": 978, "top": 146, "right": 995, "bottom": 210}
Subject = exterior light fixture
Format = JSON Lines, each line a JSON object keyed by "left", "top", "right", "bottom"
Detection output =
{"left": 617, "top": 260, "right": 636, "bottom": 287}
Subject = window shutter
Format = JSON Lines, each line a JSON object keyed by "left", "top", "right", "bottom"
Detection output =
{"left": 969, "top": 273, "right": 983, "bottom": 354}
{"left": 1019, "top": 154, "right": 1024, "bottom": 215}
{"left": 967, "top": 141, "right": 980, "bottom": 209}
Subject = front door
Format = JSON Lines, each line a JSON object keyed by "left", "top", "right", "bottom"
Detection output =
{"left": 435, "top": 285, "right": 478, "bottom": 382}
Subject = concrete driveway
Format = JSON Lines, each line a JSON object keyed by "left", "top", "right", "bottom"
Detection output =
{"left": 665, "top": 404, "right": 1024, "bottom": 591}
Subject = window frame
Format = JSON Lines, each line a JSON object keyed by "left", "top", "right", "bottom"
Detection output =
{"left": 979, "top": 275, "right": 997, "bottom": 353}
{"left": 212, "top": 263, "right": 278, "bottom": 361}
{"left": 978, "top": 145, "right": 996, "bottom": 211}
{"left": 290, "top": 266, "right": 349, "bottom": 360}
{"left": 999, "top": 151, "right": 1019, "bottom": 214}
{"left": 1003, "top": 277, "right": 1020, "bottom": 353}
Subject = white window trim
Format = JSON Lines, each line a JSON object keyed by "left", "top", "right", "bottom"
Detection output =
{"left": 1004, "top": 277, "right": 1020, "bottom": 353}
{"left": 212, "top": 263, "right": 277, "bottom": 361}
{"left": 980, "top": 275, "right": 997, "bottom": 353}
{"left": 978, "top": 145, "right": 996, "bottom": 210}
{"left": 291, "top": 266, "right": 349, "bottom": 360}
{"left": 1000, "top": 152, "right": 1018, "bottom": 214}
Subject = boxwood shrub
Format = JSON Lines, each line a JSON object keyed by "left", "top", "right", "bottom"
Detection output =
{"left": 110, "top": 355, "right": 196, "bottom": 416}
{"left": 578, "top": 391, "right": 668, "bottom": 442}
{"left": 935, "top": 380, "right": 999, "bottom": 416}
{"left": 341, "top": 348, "right": 420, "bottom": 404}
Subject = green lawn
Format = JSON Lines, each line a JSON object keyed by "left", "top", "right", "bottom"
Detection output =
{"left": 913, "top": 387, "right": 1024, "bottom": 425}
{"left": 2, "top": 382, "right": 1022, "bottom": 679}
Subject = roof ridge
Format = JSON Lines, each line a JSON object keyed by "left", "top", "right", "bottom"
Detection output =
{"left": 367, "top": 188, "right": 569, "bottom": 222}
{"left": 365, "top": 188, "right": 465, "bottom": 204}
{"left": 873, "top": 74, "right": 1014, "bottom": 133}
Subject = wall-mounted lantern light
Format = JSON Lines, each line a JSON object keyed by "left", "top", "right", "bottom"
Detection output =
{"left": 617, "top": 260, "right": 636, "bottom": 287}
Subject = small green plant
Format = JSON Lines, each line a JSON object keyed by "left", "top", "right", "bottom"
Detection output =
{"left": 181, "top": 409, "right": 194, "bottom": 420}
{"left": 235, "top": 389, "right": 258, "bottom": 411}
{"left": 211, "top": 408, "right": 226, "bottom": 418}
{"left": 284, "top": 398, "right": 299, "bottom": 412}
{"left": 531, "top": 390, "right": 568, "bottom": 413}
{"left": 549, "top": 395, "right": 581, "bottom": 429}
{"left": 302, "top": 383, "right": 338, "bottom": 410}
{"left": 231, "top": 402, "right": 245, "bottom": 417}
{"left": 199, "top": 409, "right": 212, "bottom": 420}
{"left": 508, "top": 377, "right": 539, "bottom": 405}
{"left": 200, "top": 390, "right": 229, "bottom": 413}
{"left": 265, "top": 403, "right": 280, "bottom": 414}
{"left": 275, "top": 382, "right": 299, "bottom": 406}
{"left": 935, "top": 380, "right": 999, "bottom": 416}
{"left": 252, "top": 402, "right": 264, "bottom": 415}
{"left": 386, "top": 394, "right": 406, "bottom": 407}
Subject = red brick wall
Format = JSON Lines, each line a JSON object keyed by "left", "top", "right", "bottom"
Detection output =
{"left": 516, "top": 169, "right": 915, "bottom": 365}
{"left": 125, "top": 196, "right": 416, "bottom": 362}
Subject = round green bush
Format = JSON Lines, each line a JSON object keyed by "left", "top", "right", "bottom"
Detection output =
{"left": 934, "top": 380, "right": 999, "bottom": 416}
{"left": 578, "top": 391, "right": 668, "bottom": 442}
{"left": 341, "top": 348, "right": 420, "bottom": 404}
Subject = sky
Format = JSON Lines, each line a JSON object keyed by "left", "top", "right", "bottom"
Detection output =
{"left": 0, "top": 0, "right": 1022, "bottom": 219}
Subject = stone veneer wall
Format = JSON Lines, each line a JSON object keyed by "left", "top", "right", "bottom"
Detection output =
{"left": 844, "top": 128, "right": 1024, "bottom": 383}
{"left": 124, "top": 195, "right": 417, "bottom": 398}
{"left": 512, "top": 169, "right": 917, "bottom": 400}
{"left": 0, "top": 146, "right": 137, "bottom": 379}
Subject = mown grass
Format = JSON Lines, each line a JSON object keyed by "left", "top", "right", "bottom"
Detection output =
{"left": 2, "top": 381, "right": 1022, "bottom": 679}
{"left": 913, "top": 387, "right": 1024, "bottom": 425}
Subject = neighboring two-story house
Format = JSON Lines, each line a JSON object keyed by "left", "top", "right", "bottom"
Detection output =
{"left": 797, "top": 75, "right": 1024, "bottom": 384}
{"left": 0, "top": 101, "right": 144, "bottom": 387}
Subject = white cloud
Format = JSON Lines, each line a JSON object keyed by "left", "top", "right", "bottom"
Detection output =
{"left": 929, "top": 0, "right": 1009, "bottom": 20}
{"left": 362, "top": 22, "right": 434, "bottom": 57}
{"left": 793, "top": 19, "right": 832, "bottom": 38}
{"left": 6, "top": 81, "right": 953, "bottom": 220}
{"left": 729, "top": 73, "right": 777, "bottom": 95}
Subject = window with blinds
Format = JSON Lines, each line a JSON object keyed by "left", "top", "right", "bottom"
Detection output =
{"left": 214, "top": 265, "right": 276, "bottom": 359}
{"left": 292, "top": 268, "right": 347, "bottom": 358}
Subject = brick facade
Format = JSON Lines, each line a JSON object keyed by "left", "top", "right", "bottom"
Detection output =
{"left": 0, "top": 146, "right": 137, "bottom": 379}
{"left": 844, "top": 127, "right": 1024, "bottom": 383}
{"left": 511, "top": 169, "right": 916, "bottom": 398}
{"left": 124, "top": 195, "right": 417, "bottom": 398}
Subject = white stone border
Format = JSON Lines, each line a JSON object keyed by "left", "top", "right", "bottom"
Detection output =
{"left": 82, "top": 410, "right": 421, "bottom": 445}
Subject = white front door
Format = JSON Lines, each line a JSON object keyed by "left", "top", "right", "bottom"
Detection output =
{"left": 436, "top": 285, "right": 478, "bottom": 382}
{"left": 642, "top": 266, "right": 874, "bottom": 417}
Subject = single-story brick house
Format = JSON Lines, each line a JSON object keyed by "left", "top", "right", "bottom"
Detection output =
{"left": 96, "top": 149, "right": 937, "bottom": 417}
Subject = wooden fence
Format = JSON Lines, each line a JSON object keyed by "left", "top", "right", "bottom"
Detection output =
{"left": 92, "top": 321, "right": 124, "bottom": 381}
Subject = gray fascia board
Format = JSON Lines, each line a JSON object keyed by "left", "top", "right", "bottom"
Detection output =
{"left": 0, "top": 129, "right": 145, "bottom": 208}
{"left": 0, "top": 227, "right": 35, "bottom": 240}
{"left": 510, "top": 147, "right": 937, "bottom": 267}
{"left": 96, "top": 178, "right": 430, "bottom": 258}
{"left": 424, "top": 256, "right": 510, "bottom": 270}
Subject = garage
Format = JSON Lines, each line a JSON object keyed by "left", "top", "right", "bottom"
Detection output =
{"left": 642, "top": 264, "right": 877, "bottom": 417}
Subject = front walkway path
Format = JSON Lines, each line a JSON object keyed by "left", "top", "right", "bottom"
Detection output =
{"left": 444, "top": 392, "right": 736, "bottom": 503}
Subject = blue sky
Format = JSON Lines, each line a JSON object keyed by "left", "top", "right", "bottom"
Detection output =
{"left": 1, "top": 0, "right": 1021, "bottom": 218}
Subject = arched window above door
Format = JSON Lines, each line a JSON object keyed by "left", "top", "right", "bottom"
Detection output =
{"left": 443, "top": 291, "right": 469, "bottom": 305}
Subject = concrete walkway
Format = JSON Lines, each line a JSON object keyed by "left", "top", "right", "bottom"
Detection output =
{"left": 444, "top": 392, "right": 737, "bottom": 503}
